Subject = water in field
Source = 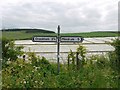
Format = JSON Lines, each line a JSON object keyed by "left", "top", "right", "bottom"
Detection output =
{"left": 15, "top": 37, "right": 116, "bottom": 63}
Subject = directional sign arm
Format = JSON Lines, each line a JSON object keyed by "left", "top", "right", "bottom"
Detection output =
{"left": 60, "top": 36, "right": 84, "bottom": 42}
{"left": 32, "top": 36, "right": 57, "bottom": 42}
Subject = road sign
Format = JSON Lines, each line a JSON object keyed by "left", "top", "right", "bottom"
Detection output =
{"left": 32, "top": 25, "right": 84, "bottom": 74}
{"left": 32, "top": 36, "right": 57, "bottom": 42}
{"left": 32, "top": 36, "right": 84, "bottom": 42}
{"left": 60, "top": 36, "right": 84, "bottom": 42}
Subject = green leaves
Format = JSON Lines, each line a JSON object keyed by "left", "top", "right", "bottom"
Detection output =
{"left": 2, "top": 38, "right": 119, "bottom": 88}
{"left": 2, "top": 38, "right": 24, "bottom": 63}
{"left": 108, "top": 38, "right": 120, "bottom": 72}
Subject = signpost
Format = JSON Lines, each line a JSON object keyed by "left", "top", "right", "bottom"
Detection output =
{"left": 32, "top": 25, "right": 84, "bottom": 74}
{"left": 33, "top": 36, "right": 84, "bottom": 42}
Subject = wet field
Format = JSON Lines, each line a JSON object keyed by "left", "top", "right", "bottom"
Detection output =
{"left": 15, "top": 37, "right": 116, "bottom": 63}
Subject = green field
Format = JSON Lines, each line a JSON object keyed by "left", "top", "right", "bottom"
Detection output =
{"left": 2, "top": 31, "right": 119, "bottom": 40}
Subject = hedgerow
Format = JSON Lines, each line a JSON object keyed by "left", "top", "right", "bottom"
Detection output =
{"left": 2, "top": 38, "right": 119, "bottom": 88}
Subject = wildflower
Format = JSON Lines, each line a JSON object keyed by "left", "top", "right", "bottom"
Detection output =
{"left": 32, "top": 70, "right": 34, "bottom": 73}
{"left": 24, "top": 81, "right": 26, "bottom": 84}
{"left": 35, "top": 67, "right": 37, "bottom": 71}
{"left": 40, "top": 81, "right": 44, "bottom": 85}
{"left": 35, "top": 81, "right": 38, "bottom": 83}
{"left": 20, "top": 81, "right": 22, "bottom": 83}
{"left": 6, "top": 61, "right": 11, "bottom": 64}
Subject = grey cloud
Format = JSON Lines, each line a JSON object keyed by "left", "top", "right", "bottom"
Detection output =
{"left": 1, "top": 0, "right": 118, "bottom": 32}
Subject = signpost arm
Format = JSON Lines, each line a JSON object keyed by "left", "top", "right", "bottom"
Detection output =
{"left": 57, "top": 25, "right": 60, "bottom": 74}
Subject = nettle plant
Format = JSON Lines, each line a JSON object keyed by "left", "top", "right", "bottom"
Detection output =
{"left": 68, "top": 49, "right": 76, "bottom": 66}
{"left": 76, "top": 44, "right": 87, "bottom": 63}
{"left": 68, "top": 44, "right": 87, "bottom": 69}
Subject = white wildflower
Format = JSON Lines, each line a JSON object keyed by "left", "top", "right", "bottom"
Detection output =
{"left": 24, "top": 81, "right": 26, "bottom": 84}
{"left": 6, "top": 61, "right": 11, "bottom": 64}
{"left": 32, "top": 70, "right": 34, "bottom": 73}
{"left": 35, "top": 81, "right": 38, "bottom": 83}
{"left": 35, "top": 67, "right": 38, "bottom": 71}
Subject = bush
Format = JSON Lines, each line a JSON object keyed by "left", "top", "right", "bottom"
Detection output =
{"left": 108, "top": 38, "right": 120, "bottom": 72}
{"left": 2, "top": 38, "right": 119, "bottom": 88}
{"left": 2, "top": 38, "right": 24, "bottom": 67}
{"left": 76, "top": 44, "right": 87, "bottom": 67}
{"left": 108, "top": 38, "right": 120, "bottom": 88}
{"left": 67, "top": 44, "right": 87, "bottom": 70}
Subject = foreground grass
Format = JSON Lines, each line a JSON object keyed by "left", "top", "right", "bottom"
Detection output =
{"left": 2, "top": 55, "right": 119, "bottom": 88}
{"left": 2, "top": 31, "right": 119, "bottom": 40}
{"left": 2, "top": 36, "right": 119, "bottom": 88}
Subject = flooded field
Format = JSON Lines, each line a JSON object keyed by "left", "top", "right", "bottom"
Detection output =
{"left": 15, "top": 37, "right": 116, "bottom": 63}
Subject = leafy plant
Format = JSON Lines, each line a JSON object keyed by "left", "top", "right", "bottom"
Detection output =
{"left": 108, "top": 38, "right": 120, "bottom": 72}
{"left": 76, "top": 44, "right": 87, "bottom": 68}
{"left": 77, "top": 44, "right": 86, "bottom": 60}
{"left": 2, "top": 38, "right": 119, "bottom": 88}
{"left": 2, "top": 38, "right": 24, "bottom": 67}
{"left": 68, "top": 49, "right": 76, "bottom": 69}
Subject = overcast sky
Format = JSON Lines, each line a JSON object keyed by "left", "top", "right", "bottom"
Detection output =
{"left": 0, "top": 0, "right": 119, "bottom": 33}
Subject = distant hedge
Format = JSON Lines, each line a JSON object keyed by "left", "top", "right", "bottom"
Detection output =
{"left": 2, "top": 29, "right": 55, "bottom": 33}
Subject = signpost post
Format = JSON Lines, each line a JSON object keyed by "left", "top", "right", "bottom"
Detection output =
{"left": 57, "top": 25, "right": 60, "bottom": 74}
{"left": 32, "top": 25, "right": 84, "bottom": 74}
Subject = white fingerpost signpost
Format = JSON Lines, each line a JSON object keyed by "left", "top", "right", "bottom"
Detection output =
{"left": 32, "top": 25, "right": 84, "bottom": 74}
{"left": 57, "top": 25, "right": 60, "bottom": 74}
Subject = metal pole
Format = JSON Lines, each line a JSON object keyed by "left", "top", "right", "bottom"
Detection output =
{"left": 57, "top": 25, "right": 60, "bottom": 74}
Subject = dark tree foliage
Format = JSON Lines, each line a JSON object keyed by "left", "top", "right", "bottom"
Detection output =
{"left": 2, "top": 28, "right": 55, "bottom": 33}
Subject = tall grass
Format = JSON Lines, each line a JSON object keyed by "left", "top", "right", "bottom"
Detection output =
{"left": 2, "top": 38, "right": 119, "bottom": 88}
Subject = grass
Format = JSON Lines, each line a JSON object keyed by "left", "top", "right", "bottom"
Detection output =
{"left": 2, "top": 54, "right": 118, "bottom": 88}
{"left": 2, "top": 31, "right": 56, "bottom": 40}
{"left": 61, "top": 32, "right": 119, "bottom": 37}
{"left": 1, "top": 38, "right": 119, "bottom": 88}
{"left": 2, "top": 31, "right": 119, "bottom": 40}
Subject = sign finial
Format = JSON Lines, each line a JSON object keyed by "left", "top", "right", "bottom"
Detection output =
{"left": 58, "top": 25, "right": 60, "bottom": 30}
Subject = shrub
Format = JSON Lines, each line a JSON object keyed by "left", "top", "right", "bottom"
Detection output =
{"left": 76, "top": 44, "right": 87, "bottom": 66}
{"left": 2, "top": 38, "right": 119, "bottom": 88}
{"left": 108, "top": 38, "right": 120, "bottom": 88}
{"left": 108, "top": 38, "right": 120, "bottom": 72}
{"left": 2, "top": 38, "right": 24, "bottom": 67}
{"left": 68, "top": 49, "right": 76, "bottom": 68}
{"left": 76, "top": 44, "right": 87, "bottom": 61}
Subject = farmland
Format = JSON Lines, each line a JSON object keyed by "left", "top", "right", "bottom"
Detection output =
{"left": 2, "top": 30, "right": 119, "bottom": 40}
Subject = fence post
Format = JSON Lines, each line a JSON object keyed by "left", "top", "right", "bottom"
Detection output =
{"left": 76, "top": 52, "right": 80, "bottom": 70}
